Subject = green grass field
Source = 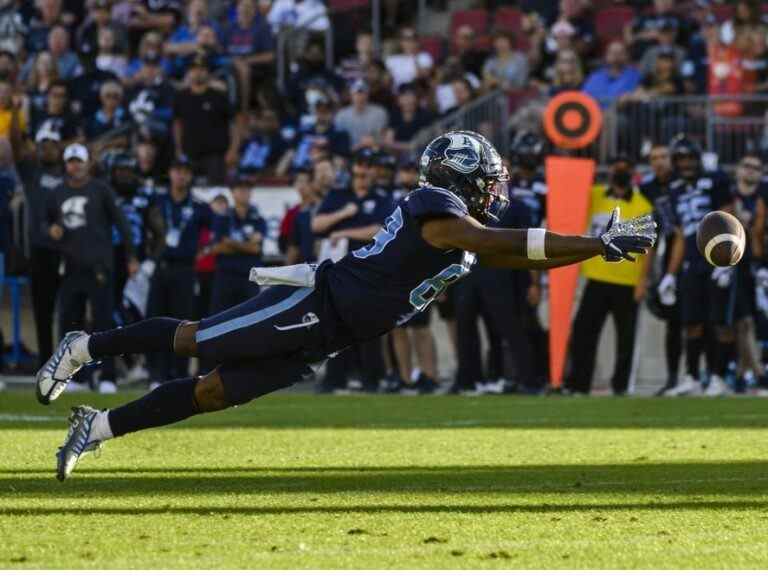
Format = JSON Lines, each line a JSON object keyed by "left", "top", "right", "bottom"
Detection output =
{"left": 1, "top": 391, "right": 768, "bottom": 569}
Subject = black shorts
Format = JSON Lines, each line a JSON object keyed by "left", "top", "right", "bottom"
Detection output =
{"left": 196, "top": 284, "right": 343, "bottom": 403}
{"left": 680, "top": 265, "right": 738, "bottom": 327}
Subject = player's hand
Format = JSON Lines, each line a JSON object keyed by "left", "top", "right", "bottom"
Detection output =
{"left": 342, "top": 203, "right": 358, "bottom": 218}
{"left": 600, "top": 207, "right": 657, "bottom": 262}
{"left": 658, "top": 273, "right": 676, "bottom": 306}
{"left": 711, "top": 266, "right": 733, "bottom": 288}
{"left": 49, "top": 223, "right": 64, "bottom": 241}
{"left": 527, "top": 283, "right": 541, "bottom": 307}
{"left": 633, "top": 281, "right": 647, "bottom": 303}
{"left": 127, "top": 257, "right": 140, "bottom": 277}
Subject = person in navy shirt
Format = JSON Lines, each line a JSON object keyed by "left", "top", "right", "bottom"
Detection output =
{"left": 40, "top": 131, "right": 655, "bottom": 480}
{"left": 208, "top": 181, "right": 266, "bottom": 313}
{"left": 145, "top": 155, "right": 213, "bottom": 385}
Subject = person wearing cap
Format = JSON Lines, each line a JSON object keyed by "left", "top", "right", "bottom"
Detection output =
{"left": 205, "top": 180, "right": 266, "bottom": 314}
{"left": 47, "top": 142, "right": 138, "bottom": 392}
{"left": 334, "top": 79, "right": 388, "bottom": 151}
{"left": 145, "top": 155, "right": 213, "bottom": 385}
{"left": 172, "top": 50, "right": 235, "bottom": 185}
{"left": 566, "top": 155, "right": 653, "bottom": 396}
{"left": 19, "top": 122, "right": 64, "bottom": 369}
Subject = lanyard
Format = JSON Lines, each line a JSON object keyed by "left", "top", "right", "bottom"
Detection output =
{"left": 164, "top": 194, "right": 194, "bottom": 235}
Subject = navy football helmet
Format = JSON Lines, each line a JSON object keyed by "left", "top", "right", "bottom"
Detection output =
{"left": 511, "top": 130, "right": 544, "bottom": 170}
{"left": 419, "top": 130, "right": 509, "bottom": 223}
{"left": 669, "top": 133, "right": 702, "bottom": 182}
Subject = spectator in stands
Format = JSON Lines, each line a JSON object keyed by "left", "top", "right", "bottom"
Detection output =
{"left": 567, "top": 155, "right": 653, "bottom": 395}
{"left": 31, "top": 79, "right": 82, "bottom": 143}
{"left": 85, "top": 80, "right": 127, "bottom": 140}
{"left": 145, "top": 155, "right": 212, "bottom": 387}
{"left": 25, "top": 51, "right": 58, "bottom": 123}
{"left": 95, "top": 25, "right": 128, "bottom": 78}
{"left": 529, "top": 18, "right": 576, "bottom": 84}
{"left": 639, "top": 18, "right": 686, "bottom": 76}
{"left": 288, "top": 95, "right": 349, "bottom": 171}
{"left": 384, "top": 82, "right": 434, "bottom": 154}
{"left": 207, "top": 180, "right": 266, "bottom": 313}
{"left": 334, "top": 79, "right": 388, "bottom": 151}
{"left": 483, "top": 30, "right": 529, "bottom": 91}
{"left": 26, "top": 0, "right": 63, "bottom": 55}
{"left": 453, "top": 25, "right": 488, "bottom": 79}
{"left": 545, "top": 50, "right": 583, "bottom": 98}
{"left": 626, "top": 0, "right": 692, "bottom": 61}
{"left": 284, "top": 167, "right": 319, "bottom": 264}
{"left": 312, "top": 155, "right": 336, "bottom": 198}
{"left": 125, "top": 31, "right": 169, "bottom": 84}
{"left": 236, "top": 107, "right": 293, "bottom": 178}
{"left": 443, "top": 76, "right": 475, "bottom": 116}
{"left": 338, "top": 30, "right": 374, "bottom": 84}
{"left": 173, "top": 52, "right": 236, "bottom": 185}
{"left": 559, "top": 0, "right": 596, "bottom": 60}
{"left": 364, "top": 59, "right": 396, "bottom": 112}
{"left": 0, "top": 48, "right": 17, "bottom": 85}
{"left": 582, "top": 41, "right": 640, "bottom": 107}
{"left": 0, "top": 81, "right": 25, "bottom": 148}
{"left": 125, "top": 40, "right": 175, "bottom": 134}
{"left": 77, "top": 0, "right": 122, "bottom": 58}
{"left": 267, "top": 0, "right": 330, "bottom": 34}
{"left": 164, "top": 0, "right": 219, "bottom": 69}
{"left": 721, "top": 0, "right": 767, "bottom": 51}
{"left": 223, "top": 0, "right": 275, "bottom": 111}
{"left": 286, "top": 40, "right": 344, "bottom": 116}
{"left": 39, "top": 25, "right": 81, "bottom": 81}
{"left": 126, "top": 0, "right": 182, "bottom": 41}
{"left": 68, "top": 46, "right": 119, "bottom": 118}
{"left": 385, "top": 26, "right": 434, "bottom": 90}
{"left": 0, "top": 5, "right": 26, "bottom": 56}
{"left": 19, "top": 124, "right": 63, "bottom": 369}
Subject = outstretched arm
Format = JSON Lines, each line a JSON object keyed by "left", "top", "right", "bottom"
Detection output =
{"left": 421, "top": 210, "right": 655, "bottom": 268}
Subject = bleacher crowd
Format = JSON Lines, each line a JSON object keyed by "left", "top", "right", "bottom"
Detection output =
{"left": 1, "top": 0, "right": 768, "bottom": 396}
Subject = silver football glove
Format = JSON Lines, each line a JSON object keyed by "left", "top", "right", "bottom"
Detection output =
{"left": 600, "top": 207, "right": 657, "bottom": 262}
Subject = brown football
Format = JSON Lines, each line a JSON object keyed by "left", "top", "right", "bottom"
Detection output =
{"left": 696, "top": 211, "right": 745, "bottom": 267}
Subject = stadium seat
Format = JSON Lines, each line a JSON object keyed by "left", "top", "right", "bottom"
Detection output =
{"left": 494, "top": 7, "right": 523, "bottom": 33}
{"left": 450, "top": 9, "right": 489, "bottom": 37}
{"left": 595, "top": 6, "right": 634, "bottom": 47}
{"left": 420, "top": 36, "right": 444, "bottom": 63}
{"left": 711, "top": 4, "right": 734, "bottom": 22}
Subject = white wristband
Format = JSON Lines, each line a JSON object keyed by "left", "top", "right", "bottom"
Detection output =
{"left": 526, "top": 228, "right": 547, "bottom": 260}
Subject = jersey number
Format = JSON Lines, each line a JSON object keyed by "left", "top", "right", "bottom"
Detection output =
{"left": 409, "top": 263, "right": 466, "bottom": 310}
{"left": 352, "top": 207, "right": 403, "bottom": 259}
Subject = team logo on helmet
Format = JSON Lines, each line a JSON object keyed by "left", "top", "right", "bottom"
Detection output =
{"left": 441, "top": 133, "right": 481, "bottom": 174}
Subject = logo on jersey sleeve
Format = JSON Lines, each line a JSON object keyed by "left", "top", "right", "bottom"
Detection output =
{"left": 61, "top": 196, "right": 89, "bottom": 229}
{"left": 442, "top": 133, "right": 480, "bottom": 174}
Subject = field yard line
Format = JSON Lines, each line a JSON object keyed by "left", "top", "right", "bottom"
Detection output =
{"left": 434, "top": 414, "right": 768, "bottom": 426}
{"left": 0, "top": 413, "right": 63, "bottom": 422}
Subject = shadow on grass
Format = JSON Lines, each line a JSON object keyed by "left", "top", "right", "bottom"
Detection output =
{"left": 2, "top": 462, "right": 767, "bottom": 498}
{"left": 1, "top": 500, "right": 766, "bottom": 517}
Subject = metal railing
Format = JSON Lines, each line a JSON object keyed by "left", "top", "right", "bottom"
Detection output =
{"left": 407, "top": 89, "right": 511, "bottom": 158}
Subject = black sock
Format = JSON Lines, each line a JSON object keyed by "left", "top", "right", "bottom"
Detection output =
{"left": 108, "top": 377, "right": 200, "bottom": 437}
{"left": 686, "top": 337, "right": 703, "bottom": 380}
{"left": 89, "top": 317, "right": 183, "bottom": 359}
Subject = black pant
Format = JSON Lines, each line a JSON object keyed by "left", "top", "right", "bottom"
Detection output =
{"left": 29, "top": 246, "right": 60, "bottom": 368}
{"left": 210, "top": 269, "right": 261, "bottom": 314}
{"left": 58, "top": 266, "right": 115, "bottom": 381}
{"left": 146, "top": 262, "right": 197, "bottom": 382}
{"left": 568, "top": 280, "right": 639, "bottom": 394}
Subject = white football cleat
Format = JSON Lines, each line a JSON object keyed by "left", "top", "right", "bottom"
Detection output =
{"left": 663, "top": 374, "right": 701, "bottom": 397}
{"left": 56, "top": 405, "right": 103, "bottom": 481}
{"left": 36, "top": 331, "right": 91, "bottom": 405}
{"left": 705, "top": 374, "right": 729, "bottom": 397}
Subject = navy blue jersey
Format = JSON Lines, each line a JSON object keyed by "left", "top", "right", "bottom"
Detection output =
{"left": 508, "top": 173, "right": 547, "bottom": 226}
{"left": 154, "top": 192, "right": 213, "bottom": 264}
{"left": 669, "top": 171, "right": 733, "bottom": 269}
{"left": 323, "top": 187, "right": 475, "bottom": 340}
{"left": 213, "top": 206, "right": 267, "bottom": 273}
{"left": 316, "top": 187, "right": 394, "bottom": 251}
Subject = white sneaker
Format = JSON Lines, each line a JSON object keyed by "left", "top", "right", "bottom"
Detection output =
{"left": 705, "top": 374, "right": 729, "bottom": 397}
{"left": 98, "top": 380, "right": 118, "bottom": 394}
{"left": 664, "top": 374, "right": 701, "bottom": 397}
{"left": 36, "top": 331, "right": 92, "bottom": 404}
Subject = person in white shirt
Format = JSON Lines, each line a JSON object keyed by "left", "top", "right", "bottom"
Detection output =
{"left": 334, "top": 79, "right": 388, "bottom": 150}
{"left": 267, "top": 0, "right": 329, "bottom": 33}
{"left": 385, "top": 26, "right": 433, "bottom": 89}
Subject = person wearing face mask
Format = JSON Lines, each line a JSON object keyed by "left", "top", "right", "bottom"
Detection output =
{"left": 566, "top": 155, "right": 653, "bottom": 396}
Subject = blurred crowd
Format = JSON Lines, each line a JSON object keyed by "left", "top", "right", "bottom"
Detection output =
{"left": 1, "top": 0, "right": 768, "bottom": 396}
